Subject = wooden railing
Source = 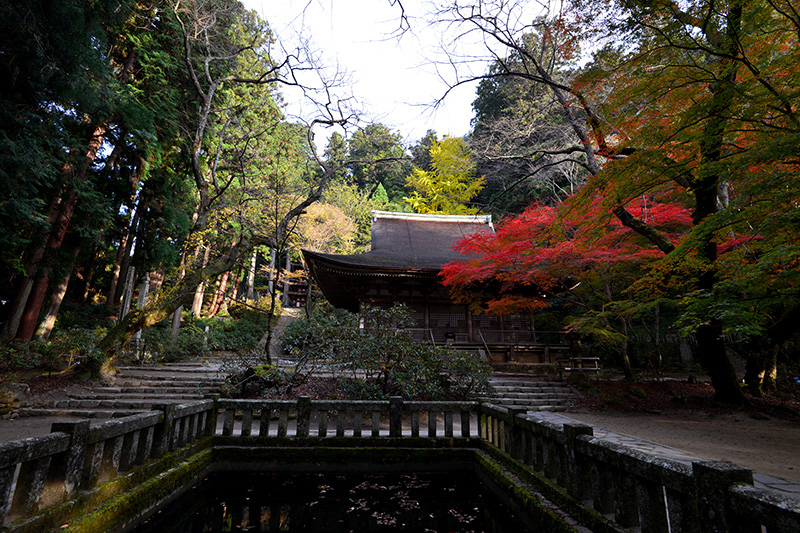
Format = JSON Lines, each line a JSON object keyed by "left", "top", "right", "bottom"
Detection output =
{"left": 406, "top": 328, "right": 568, "bottom": 346}
{"left": 1, "top": 398, "right": 798, "bottom": 533}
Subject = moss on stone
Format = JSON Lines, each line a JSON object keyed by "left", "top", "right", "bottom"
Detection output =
{"left": 63, "top": 448, "right": 213, "bottom": 532}
{"left": 3, "top": 439, "right": 212, "bottom": 533}
{"left": 3, "top": 436, "right": 618, "bottom": 533}
{"left": 477, "top": 441, "right": 621, "bottom": 533}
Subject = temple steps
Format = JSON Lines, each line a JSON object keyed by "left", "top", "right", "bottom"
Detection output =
{"left": 22, "top": 359, "right": 224, "bottom": 418}
{"left": 480, "top": 373, "right": 578, "bottom": 412}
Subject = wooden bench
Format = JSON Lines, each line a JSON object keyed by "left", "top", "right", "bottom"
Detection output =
{"left": 557, "top": 356, "right": 601, "bottom": 379}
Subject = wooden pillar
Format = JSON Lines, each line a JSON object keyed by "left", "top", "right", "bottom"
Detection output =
{"left": 282, "top": 255, "right": 291, "bottom": 306}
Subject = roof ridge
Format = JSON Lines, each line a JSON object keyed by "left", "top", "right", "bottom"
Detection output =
{"left": 371, "top": 210, "right": 492, "bottom": 226}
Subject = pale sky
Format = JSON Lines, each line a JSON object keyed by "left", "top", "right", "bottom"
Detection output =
{"left": 241, "top": 0, "right": 483, "bottom": 146}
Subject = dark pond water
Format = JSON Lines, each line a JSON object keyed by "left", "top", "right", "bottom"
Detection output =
{"left": 132, "top": 471, "right": 531, "bottom": 532}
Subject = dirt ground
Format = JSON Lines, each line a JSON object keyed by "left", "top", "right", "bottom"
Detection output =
{"left": 563, "top": 378, "right": 800, "bottom": 483}
{"left": 564, "top": 409, "right": 800, "bottom": 483}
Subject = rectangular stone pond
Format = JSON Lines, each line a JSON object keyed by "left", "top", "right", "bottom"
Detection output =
{"left": 132, "top": 470, "right": 531, "bottom": 532}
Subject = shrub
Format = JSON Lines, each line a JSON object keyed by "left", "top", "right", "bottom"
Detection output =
{"left": 0, "top": 328, "right": 106, "bottom": 373}
{"left": 142, "top": 324, "right": 209, "bottom": 362}
{"left": 201, "top": 299, "right": 278, "bottom": 353}
{"left": 281, "top": 304, "right": 493, "bottom": 401}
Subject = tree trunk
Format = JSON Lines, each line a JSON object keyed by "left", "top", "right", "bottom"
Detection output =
{"left": 697, "top": 322, "right": 743, "bottom": 403}
{"left": 96, "top": 238, "right": 260, "bottom": 372}
{"left": 3, "top": 188, "right": 68, "bottom": 337}
{"left": 118, "top": 266, "right": 136, "bottom": 325}
{"left": 9, "top": 48, "right": 139, "bottom": 338}
{"left": 763, "top": 350, "right": 777, "bottom": 392}
{"left": 282, "top": 254, "right": 291, "bottom": 306}
{"left": 78, "top": 245, "right": 99, "bottom": 304}
{"left": 170, "top": 306, "right": 183, "bottom": 337}
{"left": 744, "top": 353, "right": 767, "bottom": 397}
{"left": 35, "top": 246, "right": 80, "bottom": 341}
{"left": 132, "top": 272, "right": 150, "bottom": 341}
{"left": 685, "top": 2, "right": 745, "bottom": 405}
{"left": 191, "top": 245, "right": 211, "bottom": 316}
{"left": 259, "top": 258, "right": 286, "bottom": 367}
{"left": 148, "top": 270, "right": 164, "bottom": 294}
{"left": 246, "top": 249, "right": 257, "bottom": 301}
{"left": 267, "top": 248, "right": 276, "bottom": 294}
{"left": 209, "top": 271, "right": 230, "bottom": 317}
{"left": 229, "top": 263, "right": 243, "bottom": 302}
{"left": 16, "top": 182, "right": 83, "bottom": 340}
{"left": 618, "top": 317, "right": 634, "bottom": 380}
{"left": 112, "top": 201, "right": 143, "bottom": 307}
{"left": 107, "top": 190, "right": 145, "bottom": 307}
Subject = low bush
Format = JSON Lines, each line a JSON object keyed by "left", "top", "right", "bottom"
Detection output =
{"left": 142, "top": 324, "right": 210, "bottom": 363}
{"left": 280, "top": 304, "right": 493, "bottom": 401}
{"left": 0, "top": 328, "right": 106, "bottom": 373}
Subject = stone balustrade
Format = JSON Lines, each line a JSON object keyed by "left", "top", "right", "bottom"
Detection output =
{"left": 216, "top": 397, "right": 477, "bottom": 438}
{"left": 1, "top": 397, "right": 798, "bottom": 532}
{"left": 0, "top": 400, "right": 214, "bottom": 524}
{"left": 478, "top": 403, "right": 800, "bottom": 533}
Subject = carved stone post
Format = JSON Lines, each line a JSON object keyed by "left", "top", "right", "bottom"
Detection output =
{"left": 152, "top": 403, "right": 176, "bottom": 457}
{"left": 693, "top": 461, "right": 759, "bottom": 533}
{"left": 389, "top": 397, "right": 402, "bottom": 437}
{"left": 563, "top": 423, "right": 593, "bottom": 501}
{"left": 296, "top": 396, "right": 311, "bottom": 437}
{"left": 50, "top": 420, "right": 90, "bottom": 497}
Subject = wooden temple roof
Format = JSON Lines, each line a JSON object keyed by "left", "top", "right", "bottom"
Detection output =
{"left": 302, "top": 211, "right": 494, "bottom": 311}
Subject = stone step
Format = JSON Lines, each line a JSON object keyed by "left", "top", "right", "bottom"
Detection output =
{"left": 491, "top": 379, "right": 557, "bottom": 384}
{"left": 491, "top": 375, "right": 560, "bottom": 381}
{"left": 492, "top": 386, "right": 574, "bottom": 394}
{"left": 109, "top": 379, "right": 224, "bottom": 388}
{"left": 490, "top": 383, "right": 565, "bottom": 390}
{"left": 482, "top": 373, "right": 577, "bottom": 412}
{"left": 67, "top": 391, "right": 206, "bottom": 400}
{"left": 116, "top": 364, "right": 222, "bottom": 372}
{"left": 85, "top": 386, "right": 217, "bottom": 395}
{"left": 113, "top": 372, "right": 224, "bottom": 381}
{"left": 495, "top": 398, "right": 563, "bottom": 406}
{"left": 19, "top": 408, "right": 147, "bottom": 418}
{"left": 38, "top": 398, "right": 193, "bottom": 410}
{"left": 481, "top": 401, "right": 568, "bottom": 412}
{"left": 478, "top": 393, "right": 576, "bottom": 402}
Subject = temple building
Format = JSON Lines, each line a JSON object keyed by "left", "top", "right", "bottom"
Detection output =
{"left": 302, "top": 211, "right": 567, "bottom": 366}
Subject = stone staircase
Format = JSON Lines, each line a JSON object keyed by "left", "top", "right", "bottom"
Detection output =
{"left": 480, "top": 373, "right": 579, "bottom": 412}
{"left": 20, "top": 360, "right": 225, "bottom": 419}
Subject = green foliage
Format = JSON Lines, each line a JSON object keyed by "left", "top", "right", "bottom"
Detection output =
{"left": 409, "top": 130, "right": 438, "bottom": 172}
{"left": 199, "top": 299, "right": 276, "bottom": 353}
{"left": 348, "top": 124, "right": 412, "bottom": 203}
{"left": 281, "top": 304, "right": 493, "bottom": 400}
{"left": 282, "top": 305, "right": 357, "bottom": 361}
{"left": 142, "top": 324, "right": 209, "bottom": 363}
{"left": 405, "top": 137, "right": 484, "bottom": 215}
{"left": 52, "top": 302, "right": 115, "bottom": 331}
{"left": 219, "top": 362, "right": 292, "bottom": 399}
{"left": 0, "top": 328, "right": 105, "bottom": 372}
{"left": 0, "top": 339, "right": 43, "bottom": 371}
